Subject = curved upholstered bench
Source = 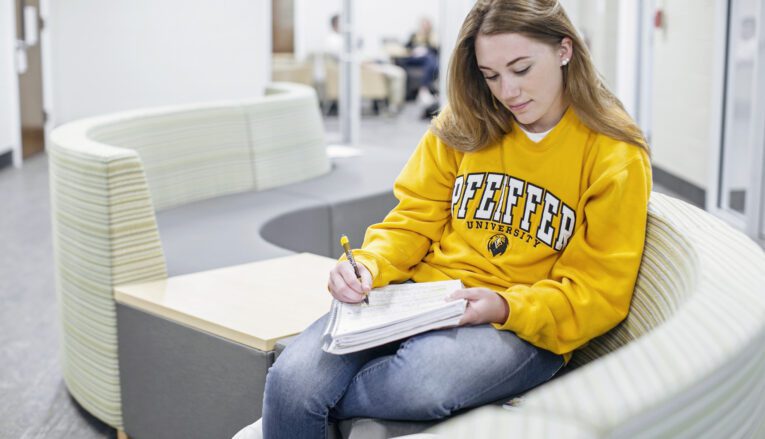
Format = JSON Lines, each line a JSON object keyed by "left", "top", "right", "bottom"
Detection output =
{"left": 235, "top": 192, "right": 765, "bottom": 438}
{"left": 47, "top": 82, "right": 335, "bottom": 430}
{"left": 419, "top": 192, "right": 765, "bottom": 438}
{"left": 154, "top": 144, "right": 411, "bottom": 276}
{"left": 51, "top": 87, "right": 765, "bottom": 438}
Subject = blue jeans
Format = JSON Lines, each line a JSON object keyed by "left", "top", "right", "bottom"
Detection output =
{"left": 399, "top": 53, "right": 439, "bottom": 89}
{"left": 261, "top": 313, "right": 563, "bottom": 439}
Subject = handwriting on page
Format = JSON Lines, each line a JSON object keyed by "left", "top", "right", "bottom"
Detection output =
{"left": 336, "top": 282, "right": 459, "bottom": 334}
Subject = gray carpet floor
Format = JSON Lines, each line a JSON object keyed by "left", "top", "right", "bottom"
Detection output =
{"left": 0, "top": 102, "right": 685, "bottom": 439}
{"left": 0, "top": 151, "right": 114, "bottom": 439}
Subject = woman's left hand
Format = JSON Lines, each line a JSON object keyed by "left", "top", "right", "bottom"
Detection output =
{"left": 448, "top": 288, "right": 509, "bottom": 326}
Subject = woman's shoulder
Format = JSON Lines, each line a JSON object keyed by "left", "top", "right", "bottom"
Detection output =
{"left": 421, "top": 129, "right": 465, "bottom": 159}
{"left": 565, "top": 109, "right": 647, "bottom": 162}
{"left": 592, "top": 132, "right": 647, "bottom": 159}
{"left": 586, "top": 132, "right": 651, "bottom": 179}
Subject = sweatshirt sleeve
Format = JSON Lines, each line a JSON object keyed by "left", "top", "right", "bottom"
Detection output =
{"left": 494, "top": 150, "right": 652, "bottom": 356}
{"left": 350, "top": 132, "right": 458, "bottom": 286}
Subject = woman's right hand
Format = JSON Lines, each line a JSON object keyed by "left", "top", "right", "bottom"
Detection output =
{"left": 328, "top": 261, "right": 372, "bottom": 303}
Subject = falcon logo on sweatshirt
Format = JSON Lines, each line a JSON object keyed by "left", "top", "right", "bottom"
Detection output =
{"left": 487, "top": 234, "right": 509, "bottom": 256}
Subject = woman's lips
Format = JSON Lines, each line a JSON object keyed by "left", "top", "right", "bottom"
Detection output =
{"left": 509, "top": 101, "right": 531, "bottom": 112}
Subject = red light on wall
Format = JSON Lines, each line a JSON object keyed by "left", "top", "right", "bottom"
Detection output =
{"left": 654, "top": 9, "right": 665, "bottom": 29}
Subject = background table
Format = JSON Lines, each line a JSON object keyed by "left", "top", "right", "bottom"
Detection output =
{"left": 114, "top": 253, "right": 336, "bottom": 439}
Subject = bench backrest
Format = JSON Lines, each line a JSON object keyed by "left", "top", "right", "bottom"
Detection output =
{"left": 47, "top": 82, "right": 329, "bottom": 429}
{"left": 86, "top": 83, "right": 328, "bottom": 211}
{"left": 571, "top": 200, "right": 698, "bottom": 366}
{"left": 509, "top": 192, "right": 765, "bottom": 437}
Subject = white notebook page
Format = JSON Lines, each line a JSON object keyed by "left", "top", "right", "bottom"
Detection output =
{"left": 334, "top": 280, "right": 463, "bottom": 335}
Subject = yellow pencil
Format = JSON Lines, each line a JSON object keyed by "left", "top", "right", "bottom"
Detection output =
{"left": 340, "top": 234, "right": 369, "bottom": 305}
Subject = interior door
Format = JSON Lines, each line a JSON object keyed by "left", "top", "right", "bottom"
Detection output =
{"left": 272, "top": 0, "right": 294, "bottom": 54}
{"left": 711, "top": 0, "right": 765, "bottom": 246}
{"left": 747, "top": 0, "right": 765, "bottom": 245}
{"left": 16, "top": 0, "right": 45, "bottom": 159}
{"left": 718, "top": 0, "right": 759, "bottom": 218}
{"left": 0, "top": 0, "right": 22, "bottom": 167}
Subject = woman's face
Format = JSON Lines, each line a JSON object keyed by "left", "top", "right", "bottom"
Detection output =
{"left": 475, "top": 32, "right": 572, "bottom": 132}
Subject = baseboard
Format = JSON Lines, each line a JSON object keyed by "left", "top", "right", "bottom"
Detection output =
{"left": 653, "top": 165, "right": 706, "bottom": 209}
{"left": 0, "top": 150, "right": 12, "bottom": 170}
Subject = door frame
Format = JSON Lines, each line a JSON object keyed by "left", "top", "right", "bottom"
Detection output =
{"left": 744, "top": 0, "right": 765, "bottom": 245}
{"left": 2, "top": 0, "right": 22, "bottom": 168}
{"left": 706, "top": 0, "right": 746, "bottom": 230}
{"left": 707, "top": 0, "right": 765, "bottom": 247}
{"left": 636, "top": 0, "right": 654, "bottom": 140}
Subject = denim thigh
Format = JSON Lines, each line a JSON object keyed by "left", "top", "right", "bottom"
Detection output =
{"left": 332, "top": 324, "right": 564, "bottom": 421}
{"left": 261, "top": 313, "right": 401, "bottom": 438}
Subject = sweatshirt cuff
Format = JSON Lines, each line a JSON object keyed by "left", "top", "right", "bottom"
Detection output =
{"left": 492, "top": 286, "right": 573, "bottom": 364}
{"left": 491, "top": 285, "right": 529, "bottom": 333}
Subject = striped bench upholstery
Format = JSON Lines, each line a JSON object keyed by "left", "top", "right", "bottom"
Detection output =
{"left": 570, "top": 202, "right": 697, "bottom": 367}
{"left": 426, "top": 192, "right": 765, "bottom": 438}
{"left": 234, "top": 192, "right": 765, "bottom": 438}
{"left": 47, "top": 83, "right": 329, "bottom": 429}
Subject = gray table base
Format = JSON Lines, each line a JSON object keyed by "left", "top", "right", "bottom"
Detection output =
{"left": 117, "top": 304, "right": 272, "bottom": 439}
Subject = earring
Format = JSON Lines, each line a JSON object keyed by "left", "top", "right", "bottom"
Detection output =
{"left": 561, "top": 58, "right": 570, "bottom": 66}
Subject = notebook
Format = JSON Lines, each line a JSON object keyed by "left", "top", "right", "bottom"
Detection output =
{"left": 321, "top": 280, "right": 466, "bottom": 354}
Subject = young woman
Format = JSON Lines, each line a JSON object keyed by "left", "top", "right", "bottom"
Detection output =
{"left": 260, "top": 0, "right": 651, "bottom": 437}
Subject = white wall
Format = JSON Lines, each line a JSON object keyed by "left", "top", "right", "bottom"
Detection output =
{"left": 294, "top": 0, "right": 441, "bottom": 61}
{"left": 615, "top": 0, "right": 639, "bottom": 117}
{"left": 46, "top": 0, "right": 271, "bottom": 127}
{"left": 293, "top": 0, "right": 339, "bottom": 61}
{"left": 438, "top": 0, "right": 476, "bottom": 102}
{"left": 569, "top": 0, "right": 639, "bottom": 117}
{"left": 564, "top": 0, "right": 718, "bottom": 189}
{"left": 0, "top": 0, "right": 21, "bottom": 161}
{"left": 651, "top": 0, "right": 717, "bottom": 188}
{"left": 562, "top": 0, "right": 619, "bottom": 90}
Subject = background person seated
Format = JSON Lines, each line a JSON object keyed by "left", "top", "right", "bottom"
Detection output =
{"left": 397, "top": 17, "right": 439, "bottom": 107}
{"left": 323, "top": 14, "right": 406, "bottom": 116}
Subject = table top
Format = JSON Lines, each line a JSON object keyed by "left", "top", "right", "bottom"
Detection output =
{"left": 114, "top": 253, "right": 337, "bottom": 351}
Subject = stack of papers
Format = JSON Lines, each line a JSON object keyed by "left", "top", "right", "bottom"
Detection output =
{"left": 322, "top": 280, "right": 466, "bottom": 354}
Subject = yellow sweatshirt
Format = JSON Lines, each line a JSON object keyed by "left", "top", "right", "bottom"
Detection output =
{"left": 351, "top": 107, "right": 652, "bottom": 361}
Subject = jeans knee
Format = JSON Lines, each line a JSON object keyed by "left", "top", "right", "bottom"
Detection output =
{"left": 264, "top": 361, "right": 310, "bottom": 413}
{"left": 262, "top": 363, "right": 329, "bottom": 438}
{"left": 391, "top": 375, "right": 460, "bottom": 420}
{"left": 400, "top": 394, "right": 456, "bottom": 420}
{"left": 265, "top": 353, "right": 342, "bottom": 418}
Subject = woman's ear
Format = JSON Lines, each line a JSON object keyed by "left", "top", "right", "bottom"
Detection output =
{"left": 559, "top": 37, "right": 573, "bottom": 66}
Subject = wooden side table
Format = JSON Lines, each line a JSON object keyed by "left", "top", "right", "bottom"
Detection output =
{"left": 114, "top": 253, "right": 336, "bottom": 439}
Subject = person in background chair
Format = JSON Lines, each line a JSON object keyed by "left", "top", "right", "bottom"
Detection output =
{"left": 239, "top": 1, "right": 652, "bottom": 437}
{"left": 324, "top": 14, "right": 406, "bottom": 116}
{"left": 401, "top": 17, "right": 440, "bottom": 108}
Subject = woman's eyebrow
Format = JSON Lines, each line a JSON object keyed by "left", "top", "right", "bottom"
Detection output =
{"left": 477, "top": 56, "right": 530, "bottom": 70}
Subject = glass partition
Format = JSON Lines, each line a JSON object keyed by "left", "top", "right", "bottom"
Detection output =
{"left": 719, "top": 0, "right": 759, "bottom": 216}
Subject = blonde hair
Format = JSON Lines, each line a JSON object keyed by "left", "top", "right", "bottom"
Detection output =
{"left": 431, "top": 0, "right": 649, "bottom": 153}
